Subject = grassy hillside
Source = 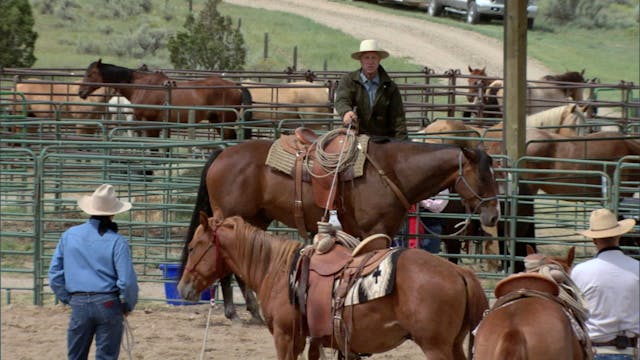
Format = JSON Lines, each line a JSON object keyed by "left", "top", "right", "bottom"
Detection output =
{"left": 27, "top": 0, "right": 639, "bottom": 86}
{"left": 28, "top": 0, "right": 420, "bottom": 72}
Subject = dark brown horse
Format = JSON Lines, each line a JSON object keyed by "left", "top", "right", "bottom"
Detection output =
{"left": 78, "top": 59, "right": 252, "bottom": 139}
{"left": 179, "top": 210, "right": 489, "bottom": 360}
{"left": 473, "top": 246, "right": 588, "bottom": 360}
{"left": 183, "top": 137, "right": 500, "bottom": 323}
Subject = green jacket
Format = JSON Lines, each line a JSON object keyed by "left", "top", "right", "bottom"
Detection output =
{"left": 334, "top": 66, "right": 407, "bottom": 140}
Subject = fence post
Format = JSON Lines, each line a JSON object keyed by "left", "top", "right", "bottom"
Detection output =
{"left": 292, "top": 46, "right": 298, "bottom": 71}
{"left": 263, "top": 33, "right": 269, "bottom": 59}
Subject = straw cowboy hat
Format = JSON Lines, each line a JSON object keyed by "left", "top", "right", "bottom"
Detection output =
{"left": 580, "top": 208, "right": 635, "bottom": 238}
{"left": 77, "top": 184, "right": 132, "bottom": 216}
{"left": 351, "top": 39, "right": 390, "bottom": 60}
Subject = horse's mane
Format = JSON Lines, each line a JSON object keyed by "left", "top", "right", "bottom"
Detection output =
{"left": 95, "top": 61, "right": 134, "bottom": 84}
{"left": 541, "top": 70, "right": 585, "bottom": 83}
{"left": 227, "top": 216, "right": 302, "bottom": 283}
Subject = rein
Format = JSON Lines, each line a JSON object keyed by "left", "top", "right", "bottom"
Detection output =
{"left": 421, "top": 150, "right": 498, "bottom": 238}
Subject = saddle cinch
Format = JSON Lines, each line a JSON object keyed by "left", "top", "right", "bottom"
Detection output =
{"left": 294, "top": 234, "right": 394, "bottom": 351}
{"left": 270, "top": 127, "right": 367, "bottom": 238}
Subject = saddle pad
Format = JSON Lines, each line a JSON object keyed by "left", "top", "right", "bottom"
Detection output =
{"left": 265, "top": 134, "right": 369, "bottom": 178}
{"left": 339, "top": 248, "right": 403, "bottom": 306}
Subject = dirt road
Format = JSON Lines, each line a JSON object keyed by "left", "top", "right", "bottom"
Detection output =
{"left": 225, "top": 0, "right": 551, "bottom": 78}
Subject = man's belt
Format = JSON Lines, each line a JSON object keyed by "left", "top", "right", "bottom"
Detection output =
{"left": 71, "top": 291, "right": 118, "bottom": 296}
{"left": 593, "top": 336, "right": 637, "bottom": 348}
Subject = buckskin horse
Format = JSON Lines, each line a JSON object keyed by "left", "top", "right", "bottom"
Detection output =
{"left": 179, "top": 209, "right": 489, "bottom": 360}
{"left": 78, "top": 59, "right": 252, "bottom": 139}
{"left": 182, "top": 133, "right": 500, "bottom": 324}
{"left": 473, "top": 245, "right": 590, "bottom": 360}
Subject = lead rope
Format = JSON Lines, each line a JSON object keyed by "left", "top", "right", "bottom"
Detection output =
{"left": 121, "top": 316, "right": 134, "bottom": 360}
{"left": 199, "top": 287, "right": 217, "bottom": 360}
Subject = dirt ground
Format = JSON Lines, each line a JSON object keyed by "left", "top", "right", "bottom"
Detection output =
{"left": 1, "top": 286, "right": 426, "bottom": 360}
{"left": 1, "top": 1, "right": 553, "bottom": 359}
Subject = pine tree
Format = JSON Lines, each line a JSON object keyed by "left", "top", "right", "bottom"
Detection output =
{"left": 0, "top": 0, "right": 38, "bottom": 68}
{"left": 167, "top": 0, "right": 246, "bottom": 70}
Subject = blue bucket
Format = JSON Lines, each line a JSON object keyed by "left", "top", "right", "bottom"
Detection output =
{"left": 159, "top": 263, "right": 212, "bottom": 306}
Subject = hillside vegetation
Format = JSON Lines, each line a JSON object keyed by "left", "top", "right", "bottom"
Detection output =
{"left": 25, "top": 0, "right": 640, "bottom": 85}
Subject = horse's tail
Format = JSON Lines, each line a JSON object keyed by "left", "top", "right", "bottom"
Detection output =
{"left": 180, "top": 148, "right": 224, "bottom": 274}
{"left": 240, "top": 85, "right": 253, "bottom": 121}
{"left": 458, "top": 266, "right": 489, "bottom": 357}
{"left": 494, "top": 329, "right": 528, "bottom": 360}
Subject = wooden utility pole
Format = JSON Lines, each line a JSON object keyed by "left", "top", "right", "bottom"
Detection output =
{"left": 503, "top": 2, "right": 528, "bottom": 163}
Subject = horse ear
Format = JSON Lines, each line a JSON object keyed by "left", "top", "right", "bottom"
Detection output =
{"left": 566, "top": 246, "right": 575, "bottom": 267}
{"left": 580, "top": 69, "right": 585, "bottom": 76}
{"left": 461, "top": 147, "right": 478, "bottom": 163}
{"left": 481, "top": 66, "right": 486, "bottom": 73}
{"left": 526, "top": 244, "right": 536, "bottom": 255}
{"left": 199, "top": 211, "right": 209, "bottom": 230}
{"left": 97, "top": 58, "right": 102, "bottom": 64}
{"left": 468, "top": 65, "right": 473, "bottom": 73}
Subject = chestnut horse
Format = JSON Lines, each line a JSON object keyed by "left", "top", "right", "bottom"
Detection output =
{"left": 483, "top": 128, "right": 640, "bottom": 197}
{"left": 183, "top": 137, "right": 500, "bottom": 323}
{"left": 78, "top": 59, "right": 252, "bottom": 139}
{"left": 473, "top": 246, "right": 588, "bottom": 360}
{"left": 179, "top": 210, "right": 489, "bottom": 360}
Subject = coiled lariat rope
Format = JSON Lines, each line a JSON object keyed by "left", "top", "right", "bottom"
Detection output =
{"left": 121, "top": 316, "right": 134, "bottom": 360}
{"left": 305, "top": 128, "right": 359, "bottom": 179}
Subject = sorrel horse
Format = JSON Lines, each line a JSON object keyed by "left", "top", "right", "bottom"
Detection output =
{"left": 483, "top": 128, "right": 640, "bottom": 197}
{"left": 473, "top": 246, "right": 588, "bottom": 360}
{"left": 12, "top": 78, "right": 110, "bottom": 134}
{"left": 78, "top": 59, "right": 252, "bottom": 139}
{"left": 179, "top": 210, "right": 489, "bottom": 360}
{"left": 183, "top": 137, "right": 500, "bottom": 323}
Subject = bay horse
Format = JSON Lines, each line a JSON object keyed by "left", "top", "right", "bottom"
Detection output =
{"left": 78, "top": 59, "right": 252, "bottom": 139}
{"left": 12, "top": 78, "right": 110, "bottom": 134}
{"left": 183, "top": 137, "right": 500, "bottom": 323}
{"left": 467, "top": 69, "right": 587, "bottom": 117}
{"left": 473, "top": 246, "right": 588, "bottom": 360}
{"left": 179, "top": 210, "right": 489, "bottom": 360}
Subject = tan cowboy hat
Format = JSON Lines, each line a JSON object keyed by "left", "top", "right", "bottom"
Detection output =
{"left": 77, "top": 184, "right": 132, "bottom": 216}
{"left": 351, "top": 39, "right": 390, "bottom": 60}
{"left": 580, "top": 208, "right": 635, "bottom": 238}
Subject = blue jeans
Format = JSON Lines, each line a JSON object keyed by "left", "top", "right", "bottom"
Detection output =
{"left": 420, "top": 216, "right": 442, "bottom": 254}
{"left": 594, "top": 354, "right": 635, "bottom": 360}
{"left": 68, "top": 293, "right": 124, "bottom": 360}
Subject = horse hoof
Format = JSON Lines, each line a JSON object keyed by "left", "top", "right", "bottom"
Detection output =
{"left": 246, "top": 316, "right": 264, "bottom": 326}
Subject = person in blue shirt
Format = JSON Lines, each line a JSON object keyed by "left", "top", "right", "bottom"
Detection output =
{"left": 49, "top": 183, "right": 138, "bottom": 360}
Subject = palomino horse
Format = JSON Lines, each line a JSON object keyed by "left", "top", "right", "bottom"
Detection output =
{"left": 78, "top": 59, "right": 252, "bottom": 139}
{"left": 483, "top": 128, "right": 640, "bottom": 197}
{"left": 419, "top": 103, "right": 589, "bottom": 146}
{"left": 12, "top": 78, "right": 110, "bottom": 134}
{"left": 179, "top": 210, "right": 489, "bottom": 360}
{"left": 468, "top": 69, "right": 587, "bottom": 117}
{"left": 473, "top": 246, "right": 589, "bottom": 360}
{"left": 244, "top": 80, "right": 333, "bottom": 125}
{"left": 183, "top": 136, "right": 500, "bottom": 323}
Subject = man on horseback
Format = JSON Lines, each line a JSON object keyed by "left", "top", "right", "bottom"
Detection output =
{"left": 334, "top": 39, "right": 408, "bottom": 140}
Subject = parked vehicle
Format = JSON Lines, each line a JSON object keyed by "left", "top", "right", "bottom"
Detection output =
{"left": 427, "top": 0, "right": 537, "bottom": 29}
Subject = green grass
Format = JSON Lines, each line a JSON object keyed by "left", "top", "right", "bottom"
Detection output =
{"left": 27, "top": 0, "right": 638, "bottom": 85}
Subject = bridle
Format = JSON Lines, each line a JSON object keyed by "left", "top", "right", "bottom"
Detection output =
{"left": 185, "top": 225, "right": 223, "bottom": 279}
{"left": 454, "top": 150, "right": 498, "bottom": 211}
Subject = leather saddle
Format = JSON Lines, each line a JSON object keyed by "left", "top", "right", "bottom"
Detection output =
{"left": 294, "top": 242, "right": 393, "bottom": 343}
{"left": 279, "top": 127, "right": 355, "bottom": 211}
